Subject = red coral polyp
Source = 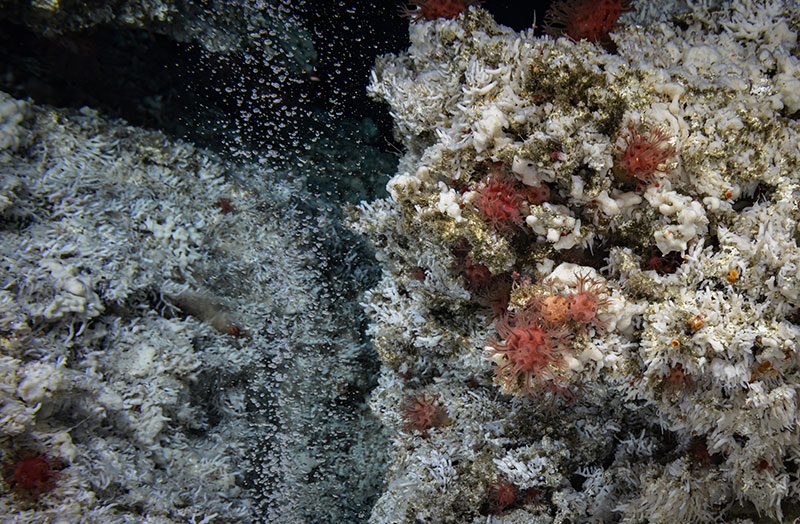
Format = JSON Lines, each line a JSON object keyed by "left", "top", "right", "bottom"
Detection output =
{"left": 476, "top": 175, "right": 525, "bottom": 230}
{"left": 544, "top": 0, "right": 632, "bottom": 42}
{"left": 488, "top": 309, "right": 568, "bottom": 394}
{"left": 475, "top": 273, "right": 513, "bottom": 319}
{"left": 487, "top": 480, "right": 518, "bottom": 514}
{"left": 453, "top": 242, "right": 512, "bottom": 318}
{"left": 402, "top": 394, "right": 450, "bottom": 435}
{"left": 402, "top": 0, "right": 481, "bottom": 21}
{"left": 525, "top": 184, "right": 550, "bottom": 205}
{"left": 7, "top": 453, "right": 58, "bottom": 500}
{"left": 644, "top": 248, "right": 683, "bottom": 274}
{"left": 662, "top": 363, "right": 693, "bottom": 399}
{"left": 459, "top": 253, "right": 493, "bottom": 290}
{"left": 614, "top": 122, "right": 676, "bottom": 188}
{"left": 568, "top": 272, "right": 612, "bottom": 325}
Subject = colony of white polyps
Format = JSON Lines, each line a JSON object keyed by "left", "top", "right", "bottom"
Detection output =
{"left": 352, "top": 0, "right": 800, "bottom": 522}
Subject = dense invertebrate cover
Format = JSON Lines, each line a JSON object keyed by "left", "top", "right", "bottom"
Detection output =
{"left": 355, "top": 0, "right": 800, "bottom": 521}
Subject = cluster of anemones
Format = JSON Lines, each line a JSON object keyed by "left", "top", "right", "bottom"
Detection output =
{"left": 487, "top": 272, "right": 611, "bottom": 396}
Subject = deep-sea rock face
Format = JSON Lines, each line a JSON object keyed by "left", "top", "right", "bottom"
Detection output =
{"left": 0, "top": 91, "right": 386, "bottom": 523}
{"left": 351, "top": 1, "right": 800, "bottom": 522}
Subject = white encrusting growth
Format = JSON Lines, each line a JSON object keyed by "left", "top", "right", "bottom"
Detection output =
{"left": 355, "top": 0, "right": 800, "bottom": 522}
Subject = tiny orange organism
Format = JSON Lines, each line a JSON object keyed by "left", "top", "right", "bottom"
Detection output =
{"left": 686, "top": 314, "right": 704, "bottom": 331}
